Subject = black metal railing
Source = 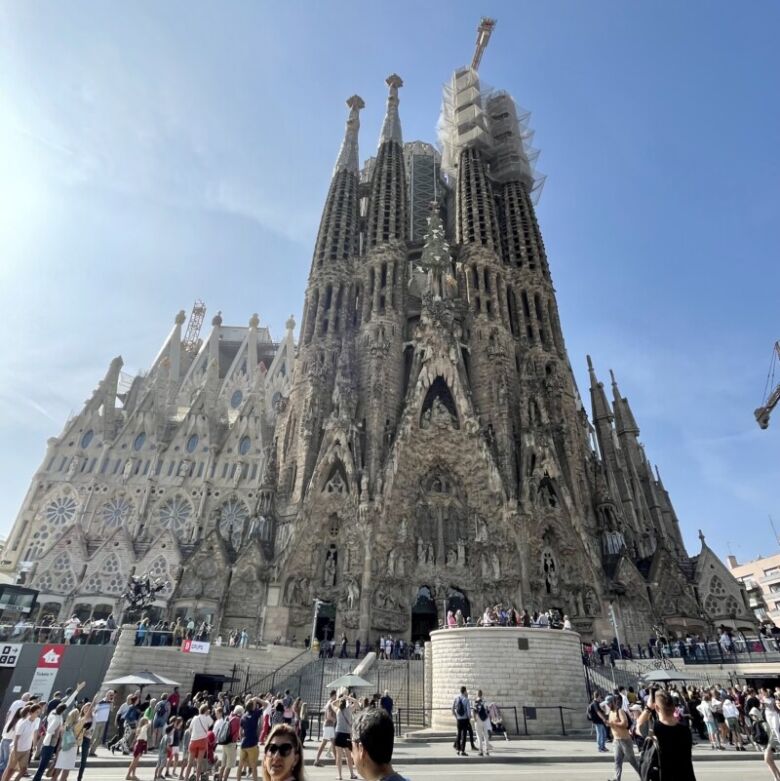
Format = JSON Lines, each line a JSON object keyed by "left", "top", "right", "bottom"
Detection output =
{"left": 393, "top": 705, "right": 521, "bottom": 736}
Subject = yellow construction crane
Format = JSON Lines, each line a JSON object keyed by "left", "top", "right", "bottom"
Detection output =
{"left": 471, "top": 17, "right": 497, "bottom": 72}
{"left": 756, "top": 340, "right": 780, "bottom": 429}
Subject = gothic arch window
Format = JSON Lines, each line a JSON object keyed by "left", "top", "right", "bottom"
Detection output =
{"left": 146, "top": 556, "right": 173, "bottom": 595}
{"left": 156, "top": 495, "right": 194, "bottom": 542}
{"left": 100, "top": 496, "right": 134, "bottom": 528}
{"left": 709, "top": 575, "right": 727, "bottom": 597}
{"left": 724, "top": 595, "right": 740, "bottom": 615}
{"left": 420, "top": 377, "right": 459, "bottom": 429}
{"left": 36, "top": 572, "right": 54, "bottom": 592}
{"left": 52, "top": 552, "right": 76, "bottom": 593}
{"left": 704, "top": 594, "right": 719, "bottom": 615}
{"left": 218, "top": 498, "right": 249, "bottom": 550}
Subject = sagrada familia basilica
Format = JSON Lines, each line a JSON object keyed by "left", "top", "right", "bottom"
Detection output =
{"left": 1, "top": 22, "right": 754, "bottom": 646}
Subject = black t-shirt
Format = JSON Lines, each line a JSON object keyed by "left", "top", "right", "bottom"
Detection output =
{"left": 746, "top": 695, "right": 760, "bottom": 715}
{"left": 654, "top": 721, "right": 696, "bottom": 781}
{"left": 587, "top": 701, "right": 604, "bottom": 723}
{"left": 240, "top": 710, "right": 261, "bottom": 749}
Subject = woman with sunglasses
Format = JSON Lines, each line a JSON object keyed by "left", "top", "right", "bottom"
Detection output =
{"left": 262, "top": 724, "right": 304, "bottom": 781}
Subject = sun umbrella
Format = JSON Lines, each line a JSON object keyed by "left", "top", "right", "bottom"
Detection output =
{"left": 326, "top": 673, "right": 374, "bottom": 689}
{"left": 641, "top": 669, "right": 689, "bottom": 683}
{"left": 104, "top": 671, "right": 181, "bottom": 687}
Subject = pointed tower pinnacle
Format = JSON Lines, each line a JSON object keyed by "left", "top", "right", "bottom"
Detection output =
{"left": 334, "top": 95, "right": 365, "bottom": 174}
{"left": 610, "top": 369, "right": 640, "bottom": 436}
{"left": 587, "top": 356, "right": 613, "bottom": 423}
{"left": 379, "top": 74, "right": 403, "bottom": 146}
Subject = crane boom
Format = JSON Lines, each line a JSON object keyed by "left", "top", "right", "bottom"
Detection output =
{"left": 756, "top": 340, "right": 780, "bottom": 429}
{"left": 471, "top": 17, "right": 497, "bottom": 72}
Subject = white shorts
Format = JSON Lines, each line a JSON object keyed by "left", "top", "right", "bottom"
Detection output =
{"left": 323, "top": 725, "right": 335, "bottom": 741}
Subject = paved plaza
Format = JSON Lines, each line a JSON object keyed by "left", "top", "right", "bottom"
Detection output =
{"left": 67, "top": 739, "right": 765, "bottom": 779}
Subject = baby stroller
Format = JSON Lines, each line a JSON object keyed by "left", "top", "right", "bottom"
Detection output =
{"left": 488, "top": 703, "right": 510, "bottom": 741}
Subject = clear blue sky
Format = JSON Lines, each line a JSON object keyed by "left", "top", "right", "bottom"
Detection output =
{"left": 1, "top": 2, "right": 778, "bottom": 566}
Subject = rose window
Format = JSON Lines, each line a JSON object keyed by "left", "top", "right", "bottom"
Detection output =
{"left": 219, "top": 499, "right": 249, "bottom": 549}
{"left": 101, "top": 497, "right": 133, "bottom": 528}
{"left": 158, "top": 496, "right": 193, "bottom": 540}
{"left": 45, "top": 496, "right": 78, "bottom": 527}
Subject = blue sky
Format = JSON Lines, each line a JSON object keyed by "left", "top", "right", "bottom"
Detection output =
{"left": 1, "top": 2, "right": 778, "bottom": 566}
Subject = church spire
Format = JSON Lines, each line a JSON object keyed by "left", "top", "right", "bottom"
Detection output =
{"left": 311, "top": 95, "right": 363, "bottom": 271}
{"left": 587, "top": 356, "right": 613, "bottom": 424}
{"left": 378, "top": 73, "right": 403, "bottom": 146}
{"left": 334, "top": 94, "right": 364, "bottom": 174}
{"left": 610, "top": 369, "right": 640, "bottom": 436}
{"left": 366, "top": 75, "right": 407, "bottom": 248}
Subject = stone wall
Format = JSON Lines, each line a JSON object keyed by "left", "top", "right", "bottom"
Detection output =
{"left": 430, "top": 627, "right": 588, "bottom": 735}
{"left": 101, "top": 626, "right": 308, "bottom": 700}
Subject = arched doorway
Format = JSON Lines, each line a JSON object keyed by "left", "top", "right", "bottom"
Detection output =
{"left": 411, "top": 586, "right": 438, "bottom": 643}
{"left": 446, "top": 588, "right": 470, "bottom": 619}
{"left": 315, "top": 602, "right": 336, "bottom": 643}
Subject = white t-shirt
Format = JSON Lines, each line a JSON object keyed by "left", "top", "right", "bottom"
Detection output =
{"left": 213, "top": 718, "right": 224, "bottom": 740}
{"left": 697, "top": 701, "right": 714, "bottom": 721}
{"left": 14, "top": 719, "right": 36, "bottom": 753}
{"left": 43, "top": 713, "right": 63, "bottom": 747}
{"left": 189, "top": 714, "right": 212, "bottom": 741}
{"left": 723, "top": 700, "right": 739, "bottom": 719}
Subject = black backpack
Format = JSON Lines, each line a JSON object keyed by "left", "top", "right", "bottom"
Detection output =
{"left": 456, "top": 697, "right": 466, "bottom": 718}
{"left": 476, "top": 701, "right": 488, "bottom": 721}
{"left": 639, "top": 735, "right": 661, "bottom": 781}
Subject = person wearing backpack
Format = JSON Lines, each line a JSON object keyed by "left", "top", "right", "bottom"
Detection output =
{"left": 636, "top": 689, "right": 696, "bottom": 781}
{"left": 52, "top": 708, "right": 80, "bottom": 780}
{"left": 452, "top": 686, "right": 471, "bottom": 756}
{"left": 587, "top": 692, "right": 609, "bottom": 753}
{"left": 606, "top": 695, "right": 641, "bottom": 780}
{"left": 472, "top": 690, "right": 492, "bottom": 756}
{"left": 217, "top": 705, "right": 242, "bottom": 781}
{"left": 152, "top": 694, "right": 171, "bottom": 750}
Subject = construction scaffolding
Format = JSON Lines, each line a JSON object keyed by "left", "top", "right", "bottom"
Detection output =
{"left": 183, "top": 300, "right": 207, "bottom": 354}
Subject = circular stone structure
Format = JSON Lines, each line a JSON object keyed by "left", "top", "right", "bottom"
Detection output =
{"left": 429, "top": 627, "right": 589, "bottom": 735}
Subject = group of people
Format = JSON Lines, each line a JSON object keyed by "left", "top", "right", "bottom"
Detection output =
{"left": 0, "top": 616, "right": 118, "bottom": 646}
{"left": 439, "top": 605, "right": 573, "bottom": 631}
{"left": 587, "top": 681, "right": 780, "bottom": 780}
{"left": 450, "top": 686, "right": 505, "bottom": 758}
{"left": 0, "top": 682, "right": 109, "bottom": 781}
{"left": 109, "top": 685, "right": 407, "bottom": 781}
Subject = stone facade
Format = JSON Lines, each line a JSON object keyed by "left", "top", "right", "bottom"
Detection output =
{"left": 1, "top": 51, "right": 755, "bottom": 648}
{"left": 429, "top": 627, "right": 587, "bottom": 734}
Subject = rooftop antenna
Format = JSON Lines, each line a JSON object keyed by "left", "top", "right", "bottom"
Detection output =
{"left": 471, "top": 17, "right": 497, "bottom": 72}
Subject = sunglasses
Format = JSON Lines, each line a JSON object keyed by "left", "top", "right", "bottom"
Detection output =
{"left": 265, "top": 742, "right": 294, "bottom": 758}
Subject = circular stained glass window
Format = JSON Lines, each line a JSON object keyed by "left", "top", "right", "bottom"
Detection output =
{"left": 159, "top": 496, "right": 192, "bottom": 539}
{"left": 239, "top": 435, "right": 251, "bottom": 455}
{"left": 133, "top": 432, "right": 146, "bottom": 451}
{"left": 101, "top": 497, "right": 133, "bottom": 527}
{"left": 186, "top": 434, "right": 199, "bottom": 453}
{"left": 45, "top": 496, "right": 78, "bottom": 527}
{"left": 219, "top": 499, "right": 249, "bottom": 549}
{"left": 230, "top": 389, "right": 243, "bottom": 409}
{"left": 80, "top": 430, "right": 94, "bottom": 448}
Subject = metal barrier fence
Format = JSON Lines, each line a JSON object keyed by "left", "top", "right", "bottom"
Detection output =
{"left": 520, "top": 705, "right": 577, "bottom": 736}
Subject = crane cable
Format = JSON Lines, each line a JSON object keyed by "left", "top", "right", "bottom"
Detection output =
{"left": 761, "top": 343, "right": 778, "bottom": 406}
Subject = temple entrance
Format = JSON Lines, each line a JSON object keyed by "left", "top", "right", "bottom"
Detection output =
{"left": 315, "top": 602, "right": 336, "bottom": 643}
{"left": 411, "top": 586, "right": 438, "bottom": 643}
{"left": 446, "top": 588, "right": 470, "bottom": 620}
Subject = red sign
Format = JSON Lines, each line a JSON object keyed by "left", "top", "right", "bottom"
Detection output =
{"left": 37, "top": 644, "right": 65, "bottom": 668}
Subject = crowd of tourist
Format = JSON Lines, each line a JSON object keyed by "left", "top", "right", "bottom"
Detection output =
{"left": 586, "top": 680, "right": 780, "bottom": 780}
{"left": 0, "top": 681, "right": 411, "bottom": 781}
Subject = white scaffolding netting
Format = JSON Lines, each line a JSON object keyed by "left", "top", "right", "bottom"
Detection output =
{"left": 437, "top": 66, "right": 546, "bottom": 203}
